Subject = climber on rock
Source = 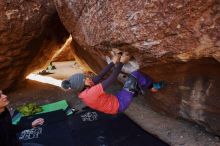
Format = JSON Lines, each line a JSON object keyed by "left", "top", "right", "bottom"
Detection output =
{"left": 61, "top": 48, "right": 164, "bottom": 114}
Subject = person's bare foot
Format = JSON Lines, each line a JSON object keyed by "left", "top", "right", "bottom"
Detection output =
{"left": 150, "top": 88, "right": 158, "bottom": 93}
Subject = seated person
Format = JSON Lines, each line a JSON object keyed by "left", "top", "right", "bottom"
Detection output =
{"left": 0, "top": 90, "right": 44, "bottom": 146}
{"left": 61, "top": 49, "right": 164, "bottom": 114}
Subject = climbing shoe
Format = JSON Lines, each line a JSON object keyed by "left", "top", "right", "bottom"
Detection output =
{"left": 123, "top": 74, "right": 139, "bottom": 96}
{"left": 153, "top": 81, "right": 165, "bottom": 90}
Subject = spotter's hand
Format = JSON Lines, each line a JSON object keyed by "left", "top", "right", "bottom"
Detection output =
{"left": 31, "top": 118, "right": 44, "bottom": 128}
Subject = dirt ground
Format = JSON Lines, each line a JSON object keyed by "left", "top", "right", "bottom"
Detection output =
{"left": 7, "top": 61, "right": 220, "bottom": 146}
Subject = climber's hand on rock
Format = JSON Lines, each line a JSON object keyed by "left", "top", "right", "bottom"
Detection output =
{"left": 120, "top": 52, "right": 130, "bottom": 64}
{"left": 112, "top": 48, "right": 122, "bottom": 64}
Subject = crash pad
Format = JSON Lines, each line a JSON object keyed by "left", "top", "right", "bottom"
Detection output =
{"left": 12, "top": 100, "right": 69, "bottom": 125}
{"left": 18, "top": 107, "right": 169, "bottom": 146}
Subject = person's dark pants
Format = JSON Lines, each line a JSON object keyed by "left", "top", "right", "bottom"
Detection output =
{"left": 116, "top": 71, "right": 153, "bottom": 112}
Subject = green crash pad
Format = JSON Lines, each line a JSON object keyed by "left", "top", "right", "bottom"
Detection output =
{"left": 12, "top": 100, "right": 69, "bottom": 125}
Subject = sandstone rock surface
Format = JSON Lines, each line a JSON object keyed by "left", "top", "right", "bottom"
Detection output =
{"left": 0, "top": 0, "right": 68, "bottom": 90}
{"left": 54, "top": 0, "right": 220, "bottom": 68}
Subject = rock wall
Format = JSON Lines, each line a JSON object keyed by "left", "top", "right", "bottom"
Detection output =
{"left": 23, "top": 15, "right": 69, "bottom": 76}
{"left": 54, "top": 0, "right": 220, "bottom": 135}
{"left": 144, "top": 58, "right": 220, "bottom": 135}
{"left": 0, "top": 0, "right": 69, "bottom": 90}
{"left": 52, "top": 36, "right": 75, "bottom": 62}
{"left": 54, "top": 0, "right": 220, "bottom": 68}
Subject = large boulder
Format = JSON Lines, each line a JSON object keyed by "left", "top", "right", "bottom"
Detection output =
{"left": 54, "top": 0, "right": 220, "bottom": 135}
{"left": 54, "top": 0, "right": 220, "bottom": 67}
{"left": 0, "top": 0, "right": 69, "bottom": 90}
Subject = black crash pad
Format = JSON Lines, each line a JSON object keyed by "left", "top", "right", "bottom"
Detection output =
{"left": 18, "top": 108, "right": 169, "bottom": 146}
{"left": 18, "top": 110, "right": 74, "bottom": 146}
{"left": 69, "top": 108, "right": 169, "bottom": 146}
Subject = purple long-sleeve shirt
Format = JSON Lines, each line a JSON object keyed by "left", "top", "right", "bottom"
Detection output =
{"left": 92, "top": 62, "right": 123, "bottom": 90}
